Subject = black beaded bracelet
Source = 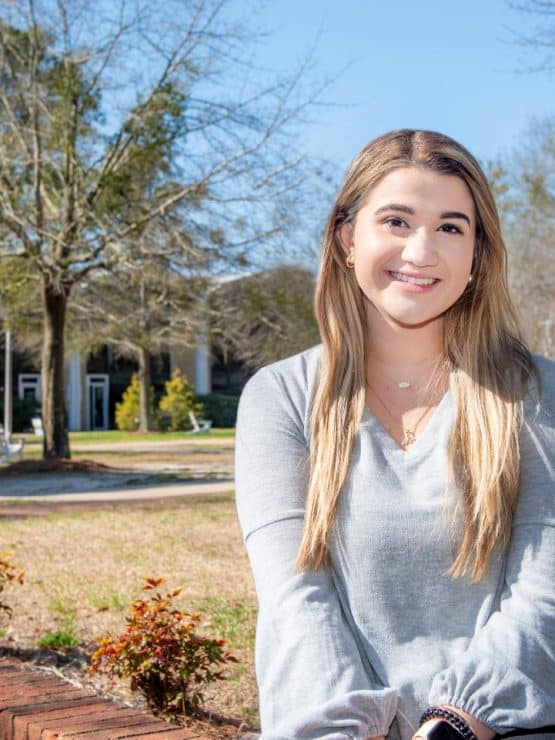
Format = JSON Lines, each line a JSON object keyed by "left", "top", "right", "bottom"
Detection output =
{"left": 419, "top": 707, "right": 478, "bottom": 740}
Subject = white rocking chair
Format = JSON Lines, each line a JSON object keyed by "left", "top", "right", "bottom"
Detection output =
{"left": 188, "top": 411, "right": 212, "bottom": 434}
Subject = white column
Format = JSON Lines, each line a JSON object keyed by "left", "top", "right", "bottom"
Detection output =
{"left": 4, "top": 330, "right": 12, "bottom": 442}
{"left": 66, "top": 350, "right": 83, "bottom": 431}
{"left": 195, "top": 340, "right": 211, "bottom": 395}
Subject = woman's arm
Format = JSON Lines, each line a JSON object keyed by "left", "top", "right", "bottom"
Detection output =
{"left": 236, "top": 360, "right": 397, "bottom": 739}
{"left": 426, "top": 385, "right": 555, "bottom": 735}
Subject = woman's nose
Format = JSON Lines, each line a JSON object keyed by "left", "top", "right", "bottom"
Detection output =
{"left": 400, "top": 229, "right": 439, "bottom": 267}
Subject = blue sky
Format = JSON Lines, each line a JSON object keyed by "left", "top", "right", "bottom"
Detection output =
{"left": 241, "top": 0, "right": 554, "bottom": 171}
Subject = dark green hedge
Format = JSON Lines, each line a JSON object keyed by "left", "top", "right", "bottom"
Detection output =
{"left": 0, "top": 396, "right": 41, "bottom": 432}
{"left": 196, "top": 393, "right": 239, "bottom": 428}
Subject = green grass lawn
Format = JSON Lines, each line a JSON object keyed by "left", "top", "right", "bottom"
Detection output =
{"left": 4, "top": 428, "right": 236, "bottom": 466}
{"left": 69, "top": 428, "right": 235, "bottom": 443}
{"left": 19, "top": 428, "right": 235, "bottom": 446}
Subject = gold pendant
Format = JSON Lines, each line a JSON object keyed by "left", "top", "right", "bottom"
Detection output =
{"left": 402, "top": 429, "right": 416, "bottom": 448}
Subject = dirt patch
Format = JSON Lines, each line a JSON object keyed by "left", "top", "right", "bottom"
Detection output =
{"left": 0, "top": 458, "right": 133, "bottom": 475}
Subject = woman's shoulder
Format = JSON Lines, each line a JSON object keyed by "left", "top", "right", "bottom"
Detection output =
{"left": 237, "top": 345, "right": 322, "bottom": 440}
{"left": 241, "top": 344, "right": 323, "bottom": 403}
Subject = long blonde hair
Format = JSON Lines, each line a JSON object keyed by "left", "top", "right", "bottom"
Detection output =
{"left": 297, "top": 129, "right": 536, "bottom": 581}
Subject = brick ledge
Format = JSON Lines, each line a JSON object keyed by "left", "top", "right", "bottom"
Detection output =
{"left": 0, "top": 658, "right": 205, "bottom": 738}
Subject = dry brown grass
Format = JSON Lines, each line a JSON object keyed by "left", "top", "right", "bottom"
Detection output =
{"left": 0, "top": 492, "right": 259, "bottom": 735}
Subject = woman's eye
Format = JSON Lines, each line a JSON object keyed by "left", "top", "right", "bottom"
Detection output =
{"left": 439, "top": 223, "right": 463, "bottom": 235}
{"left": 384, "top": 217, "right": 408, "bottom": 228}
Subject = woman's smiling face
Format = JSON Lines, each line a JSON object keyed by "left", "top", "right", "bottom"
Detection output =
{"left": 339, "top": 166, "right": 476, "bottom": 331}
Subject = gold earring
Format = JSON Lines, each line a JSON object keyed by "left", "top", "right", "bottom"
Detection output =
{"left": 346, "top": 252, "right": 355, "bottom": 268}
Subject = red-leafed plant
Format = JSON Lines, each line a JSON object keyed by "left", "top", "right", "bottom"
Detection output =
{"left": 0, "top": 551, "right": 24, "bottom": 621}
{"left": 90, "top": 578, "right": 238, "bottom": 717}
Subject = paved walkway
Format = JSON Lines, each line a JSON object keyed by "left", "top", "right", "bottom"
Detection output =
{"left": 0, "top": 479, "right": 233, "bottom": 503}
{"left": 0, "top": 470, "right": 234, "bottom": 504}
{"left": 0, "top": 437, "right": 235, "bottom": 508}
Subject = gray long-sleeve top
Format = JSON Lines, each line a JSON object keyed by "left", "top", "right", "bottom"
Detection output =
{"left": 235, "top": 345, "right": 555, "bottom": 740}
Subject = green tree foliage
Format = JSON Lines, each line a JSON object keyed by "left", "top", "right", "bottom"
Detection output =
{"left": 158, "top": 369, "right": 203, "bottom": 432}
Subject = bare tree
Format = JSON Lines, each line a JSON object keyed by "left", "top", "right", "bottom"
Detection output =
{"left": 209, "top": 265, "right": 320, "bottom": 371}
{"left": 501, "top": 2, "right": 555, "bottom": 354}
{"left": 68, "top": 228, "right": 206, "bottom": 431}
{"left": 509, "top": 0, "right": 555, "bottom": 71}
{"left": 490, "top": 116, "right": 555, "bottom": 356}
{"left": 0, "top": 0, "right": 326, "bottom": 457}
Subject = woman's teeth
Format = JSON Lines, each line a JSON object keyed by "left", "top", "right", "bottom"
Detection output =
{"left": 389, "top": 271, "right": 437, "bottom": 286}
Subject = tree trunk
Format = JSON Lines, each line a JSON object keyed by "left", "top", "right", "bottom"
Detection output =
{"left": 41, "top": 278, "right": 71, "bottom": 459}
{"left": 138, "top": 346, "right": 152, "bottom": 432}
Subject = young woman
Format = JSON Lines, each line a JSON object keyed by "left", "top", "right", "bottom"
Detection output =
{"left": 235, "top": 130, "right": 555, "bottom": 740}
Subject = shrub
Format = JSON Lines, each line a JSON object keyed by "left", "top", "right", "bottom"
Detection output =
{"left": 0, "top": 396, "right": 41, "bottom": 432}
{"left": 0, "top": 552, "right": 24, "bottom": 621}
{"left": 90, "top": 578, "right": 238, "bottom": 718}
{"left": 196, "top": 393, "right": 239, "bottom": 428}
{"left": 158, "top": 370, "right": 204, "bottom": 431}
{"left": 115, "top": 374, "right": 157, "bottom": 431}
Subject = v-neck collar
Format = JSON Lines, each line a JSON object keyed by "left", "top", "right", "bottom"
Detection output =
{"left": 360, "top": 388, "right": 453, "bottom": 459}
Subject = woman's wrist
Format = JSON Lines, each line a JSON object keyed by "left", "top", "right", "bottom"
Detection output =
{"left": 414, "top": 705, "right": 494, "bottom": 740}
{"left": 414, "top": 719, "right": 465, "bottom": 739}
{"left": 442, "top": 705, "right": 494, "bottom": 740}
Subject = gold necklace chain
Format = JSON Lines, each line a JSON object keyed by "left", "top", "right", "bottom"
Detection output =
{"left": 366, "top": 357, "right": 449, "bottom": 449}
{"left": 373, "top": 354, "right": 446, "bottom": 393}
{"left": 366, "top": 380, "right": 441, "bottom": 449}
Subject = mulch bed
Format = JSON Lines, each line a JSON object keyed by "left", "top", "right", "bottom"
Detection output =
{"left": 0, "top": 458, "right": 133, "bottom": 475}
